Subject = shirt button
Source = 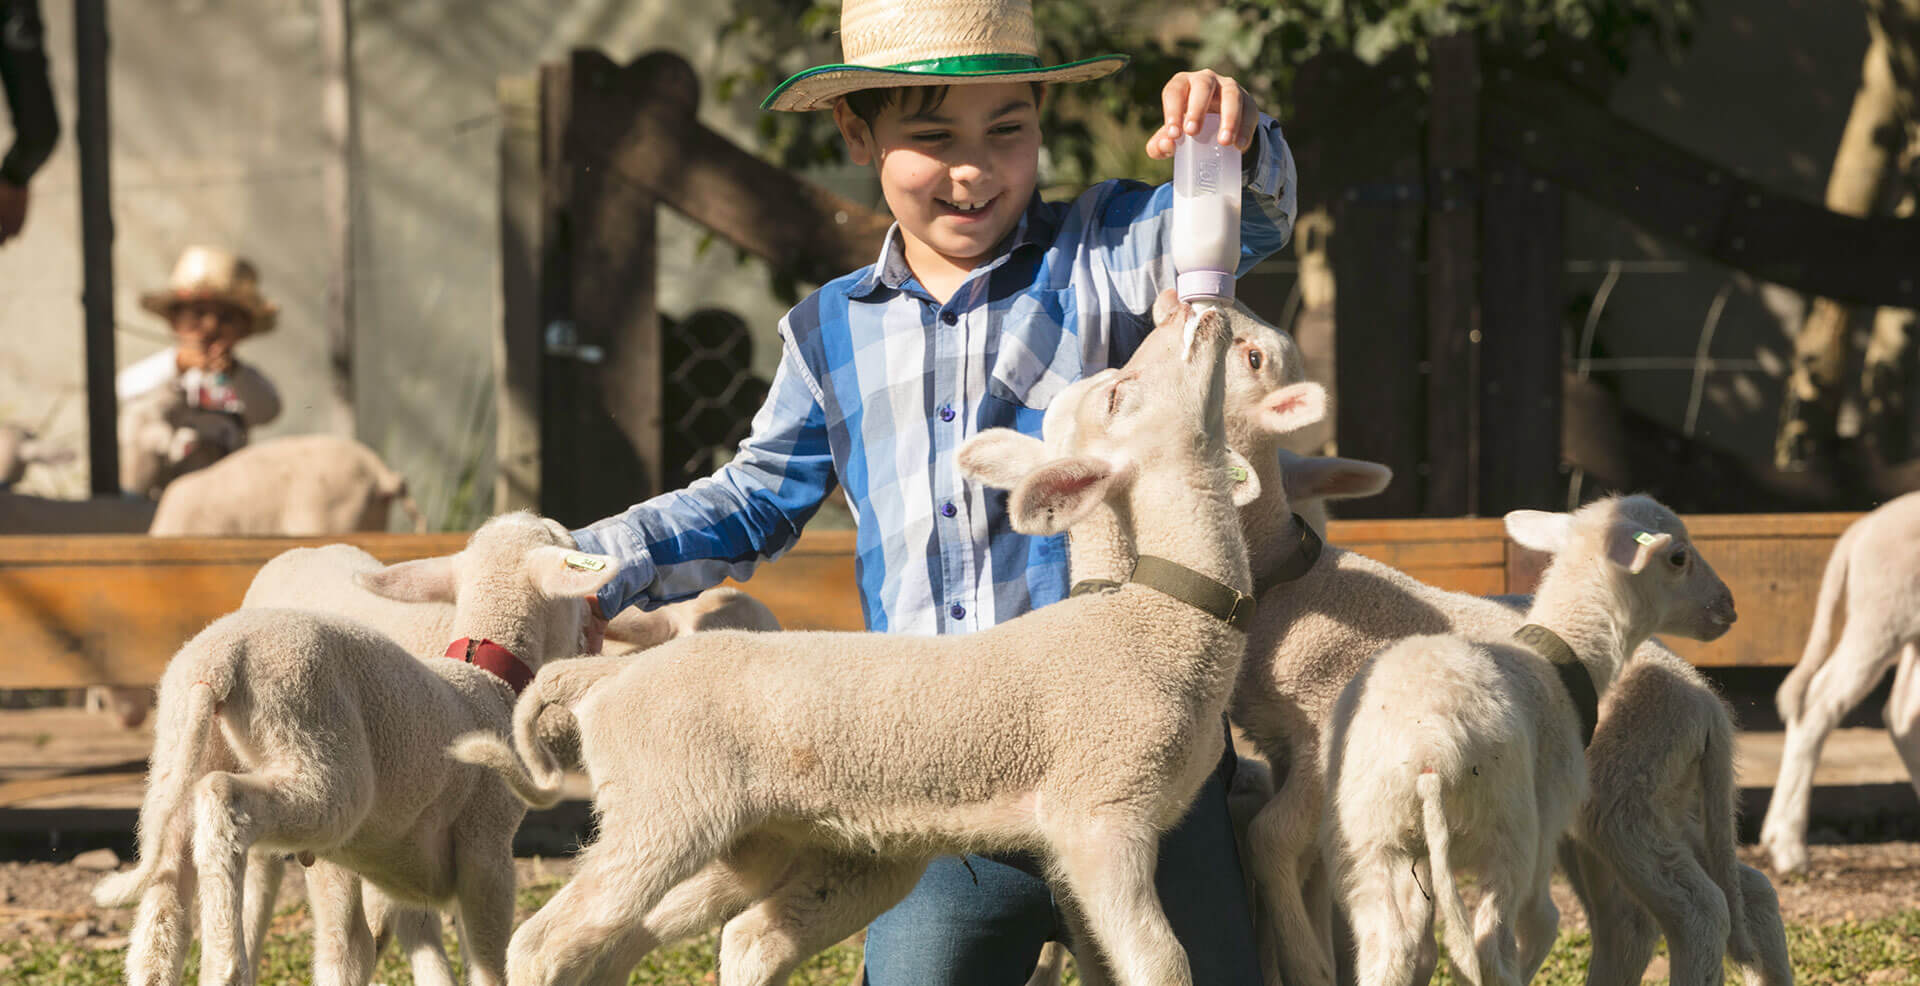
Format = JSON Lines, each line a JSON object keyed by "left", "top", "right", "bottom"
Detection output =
{"left": 950, "top": 603, "right": 966, "bottom": 620}
{"left": 941, "top": 503, "right": 957, "bottom": 518}
{"left": 939, "top": 404, "right": 955, "bottom": 422}
{"left": 941, "top": 310, "right": 958, "bottom": 326}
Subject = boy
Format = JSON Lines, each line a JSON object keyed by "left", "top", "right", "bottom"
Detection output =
{"left": 570, "top": 0, "right": 1296, "bottom": 980}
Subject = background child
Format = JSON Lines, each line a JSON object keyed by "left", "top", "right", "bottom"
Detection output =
{"left": 571, "top": 0, "right": 1297, "bottom": 980}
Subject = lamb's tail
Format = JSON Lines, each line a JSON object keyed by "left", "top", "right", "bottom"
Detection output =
{"left": 93, "top": 672, "right": 226, "bottom": 907}
{"left": 1778, "top": 523, "right": 1854, "bottom": 721}
{"left": 449, "top": 657, "right": 628, "bottom": 808}
{"left": 1417, "top": 771, "right": 1482, "bottom": 985}
{"left": 1699, "top": 717, "right": 1754, "bottom": 959}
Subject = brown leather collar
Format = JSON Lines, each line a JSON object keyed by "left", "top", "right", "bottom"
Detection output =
{"left": 1070, "top": 555, "right": 1255, "bottom": 631}
{"left": 1513, "top": 624, "right": 1598, "bottom": 748}
{"left": 443, "top": 637, "right": 534, "bottom": 696}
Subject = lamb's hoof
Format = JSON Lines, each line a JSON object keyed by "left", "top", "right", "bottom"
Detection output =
{"left": 1762, "top": 839, "right": 1807, "bottom": 875}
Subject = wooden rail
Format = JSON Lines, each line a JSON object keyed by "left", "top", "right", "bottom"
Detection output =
{"left": 0, "top": 513, "right": 1856, "bottom": 688}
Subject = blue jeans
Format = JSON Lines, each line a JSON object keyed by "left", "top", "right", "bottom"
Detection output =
{"left": 862, "top": 745, "right": 1263, "bottom": 985}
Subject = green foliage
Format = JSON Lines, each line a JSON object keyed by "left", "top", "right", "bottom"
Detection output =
{"left": 715, "top": 0, "right": 1697, "bottom": 196}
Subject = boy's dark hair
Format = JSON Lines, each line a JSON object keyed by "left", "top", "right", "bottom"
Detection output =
{"left": 844, "top": 83, "right": 1044, "bottom": 130}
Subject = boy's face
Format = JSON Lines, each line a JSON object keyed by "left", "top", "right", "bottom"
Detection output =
{"left": 835, "top": 83, "right": 1041, "bottom": 275}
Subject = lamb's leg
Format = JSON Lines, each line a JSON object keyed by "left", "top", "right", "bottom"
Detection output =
{"left": 580, "top": 835, "right": 797, "bottom": 986}
{"left": 192, "top": 770, "right": 361, "bottom": 986}
{"left": 451, "top": 829, "right": 518, "bottom": 986}
{"left": 306, "top": 861, "right": 377, "bottom": 986}
{"left": 507, "top": 810, "right": 727, "bottom": 986}
{"left": 1246, "top": 787, "right": 1337, "bottom": 986}
{"left": 125, "top": 812, "right": 198, "bottom": 986}
{"left": 366, "top": 887, "right": 457, "bottom": 986}
{"left": 1731, "top": 864, "right": 1792, "bottom": 986}
{"left": 1560, "top": 840, "right": 1659, "bottom": 986}
{"left": 1049, "top": 827, "right": 1190, "bottom": 986}
{"left": 241, "top": 851, "right": 285, "bottom": 977}
{"left": 717, "top": 854, "right": 928, "bottom": 986}
{"left": 1339, "top": 851, "right": 1431, "bottom": 986}
{"left": 1886, "top": 642, "right": 1920, "bottom": 800}
{"left": 1616, "top": 844, "right": 1730, "bottom": 986}
{"left": 1760, "top": 622, "right": 1900, "bottom": 873}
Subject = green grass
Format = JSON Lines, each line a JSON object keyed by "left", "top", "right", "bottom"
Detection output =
{"left": 5, "top": 884, "right": 1917, "bottom": 986}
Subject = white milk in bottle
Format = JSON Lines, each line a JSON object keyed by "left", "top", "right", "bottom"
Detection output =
{"left": 1173, "top": 112, "right": 1241, "bottom": 354}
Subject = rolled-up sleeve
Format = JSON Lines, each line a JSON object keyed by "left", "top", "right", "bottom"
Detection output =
{"left": 1237, "top": 113, "right": 1298, "bottom": 276}
{"left": 571, "top": 328, "right": 838, "bottom": 617}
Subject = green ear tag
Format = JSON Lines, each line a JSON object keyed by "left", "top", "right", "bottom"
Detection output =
{"left": 564, "top": 553, "right": 607, "bottom": 572}
{"left": 1228, "top": 465, "right": 1249, "bottom": 483}
{"left": 1633, "top": 531, "right": 1658, "bottom": 546}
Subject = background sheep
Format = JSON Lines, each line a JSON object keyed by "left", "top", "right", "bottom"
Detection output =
{"left": 1759, "top": 490, "right": 1920, "bottom": 876}
{"left": 93, "top": 512, "right": 615, "bottom": 986}
{"left": 147, "top": 433, "right": 426, "bottom": 536}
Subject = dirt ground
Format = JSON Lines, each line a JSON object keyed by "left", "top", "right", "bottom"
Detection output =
{"left": 4, "top": 843, "right": 1918, "bottom": 949}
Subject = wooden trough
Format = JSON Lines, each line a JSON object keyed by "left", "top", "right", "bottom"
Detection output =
{"left": 0, "top": 512, "right": 1860, "bottom": 689}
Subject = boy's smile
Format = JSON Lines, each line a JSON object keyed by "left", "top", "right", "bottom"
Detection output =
{"left": 835, "top": 83, "right": 1042, "bottom": 300}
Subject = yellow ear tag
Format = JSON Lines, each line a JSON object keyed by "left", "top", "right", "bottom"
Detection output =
{"left": 1228, "top": 465, "right": 1249, "bottom": 483}
{"left": 1633, "top": 531, "right": 1658, "bottom": 546}
{"left": 564, "top": 553, "right": 607, "bottom": 572}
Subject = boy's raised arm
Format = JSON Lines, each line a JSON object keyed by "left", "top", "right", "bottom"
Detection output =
{"left": 570, "top": 331, "right": 838, "bottom": 618}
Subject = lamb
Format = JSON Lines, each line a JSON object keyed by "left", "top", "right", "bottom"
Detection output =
{"left": 92, "top": 511, "right": 617, "bottom": 986}
{"left": 227, "top": 541, "right": 781, "bottom": 986}
{"left": 453, "top": 300, "right": 1299, "bottom": 986}
{"left": 148, "top": 433, "right": 426, "bottom": 536}
{"left": 0, "top": 422, "right": 74, "bottom": 487}
{"left": 1321, "top": 496, "right": 1736, "bottom": 986}
{"left": 118, "top": 383, "right": 243, "bottom": 499}
{"left": 1758, "top": 490, "right": 1920, "bottom": 876}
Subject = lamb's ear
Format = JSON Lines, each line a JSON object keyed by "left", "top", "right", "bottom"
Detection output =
{"left": 356, "top": 555, "right": 458, "bottom": 602}
{"left": 1257, "top": 382, "right": 1329, "bottom": 437}
{"left": 1504, "top": 509, "right": 1576, "bottom": 555}
{"left": 957, "top": 428, "right": 1049, "bottom": 491}
{"left": 1151, "top": 287, "right": 1184, "bottom": 326}
{"left": 1606, "top": 526, "right": 1672, "bottom": 575}
{"left": 1007, "top": 455, "right": 1131, "bottom": 535}
{"left": 1280, "top": 454, "right": 1393, "bottom": 503}
{"left": 1225, "top": 450, "right": 1262, "bottom": 507}
{"left": 528, "top": 546, "right": 619, "bottom": 599}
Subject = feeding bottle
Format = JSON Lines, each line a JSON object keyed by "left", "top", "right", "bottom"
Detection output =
{"left": 1172, "top": 113, "right": 1242, "bottom": 307}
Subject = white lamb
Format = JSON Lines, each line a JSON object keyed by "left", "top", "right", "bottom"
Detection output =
{"left": 1322, "top": 496, "right": 1736, "bottom": 986}
{"left": 224, "top": 542, "right": 779, "bottom": 986}
{"left": 148, "top": 433, "right": 426, "bottom": 536}
{"left": 455, "top": 301, "right": 1298, "bottom": 986}
{"left": 1758, "top": 489, "right": 1920, "bottom": 875}
{"left": 92, "top": 512, "right": 617, "bottom": 986}
{"left": 0, "top": 422, "right": 74, "bottom": 487}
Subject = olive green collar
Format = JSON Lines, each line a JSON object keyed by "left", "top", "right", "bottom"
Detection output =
{"left": 1254, "top": 514, "right": 1323, "bottom": 596}
{"left": 1513, "top": 623, "right": 1599, "bottom": 748}
{"left": 1070, "top": 555, "right": 1255, "bottom": 631}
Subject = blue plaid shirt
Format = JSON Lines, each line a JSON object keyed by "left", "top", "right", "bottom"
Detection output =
{"left": 572, "top": 114, "right": 1296, "bottom": 635}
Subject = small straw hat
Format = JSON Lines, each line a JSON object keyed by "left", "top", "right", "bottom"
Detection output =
{"left": 762, "top": 0, "right": 1127, "bottom": 112}
{"left": 139, "top": 245, "right": 280, "bottom": 337}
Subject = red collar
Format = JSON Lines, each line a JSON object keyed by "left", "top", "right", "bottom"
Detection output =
{"left": 443, "top": 638, "right": 534, "bottom": 695}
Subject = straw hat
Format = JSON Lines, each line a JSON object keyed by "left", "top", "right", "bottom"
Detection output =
{"left": 762, "top": 0, "right": 1127, "bottom": 112}
{"left": 139, "top": 245, "right": 280, "bottom": 336}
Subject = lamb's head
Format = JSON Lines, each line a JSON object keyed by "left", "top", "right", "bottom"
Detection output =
{"left": 1148, "top": 290, "right": 1320, "bottom": 456}
{"left": 959, "top": 293, "right": 1265, "bottom": 538}
{"left": 1507, "top": 494, "right": 1737, "bottom": 643}
{"left": 355, "top": 511, "right": 616, "bottom": 669}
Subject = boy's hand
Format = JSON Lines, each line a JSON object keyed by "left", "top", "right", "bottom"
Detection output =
{"left": 1146, "top": 70, "right": 1259, "bottom": 160}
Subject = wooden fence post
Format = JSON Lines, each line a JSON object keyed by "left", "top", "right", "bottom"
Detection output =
{"left": 1425, "top": 33, "right": 1481, "bottom": 516}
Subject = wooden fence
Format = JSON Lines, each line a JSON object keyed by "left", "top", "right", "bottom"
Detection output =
{"left": 0, "top": 513, "right": 1858, "bottom": 689}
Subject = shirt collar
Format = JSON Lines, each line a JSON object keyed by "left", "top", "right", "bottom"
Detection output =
{"left": 848, "top": 194, "right": 1053, "bottom": 302}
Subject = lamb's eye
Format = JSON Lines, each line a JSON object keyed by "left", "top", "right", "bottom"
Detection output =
{"left": 1668, "top": 549, "right": 1688, "bottom": 568}
{"left": 1247, "top": 348, "right": 1264, "bottom": 371}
